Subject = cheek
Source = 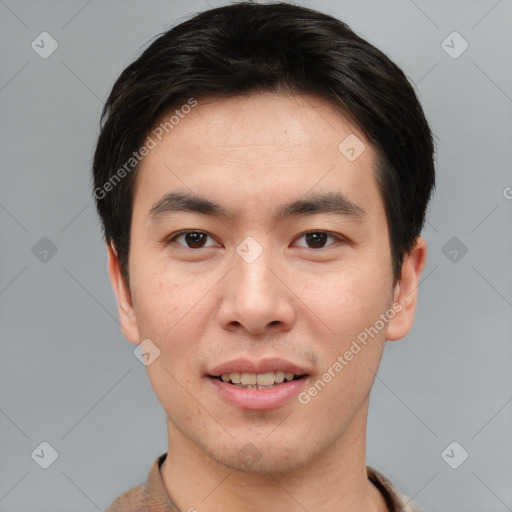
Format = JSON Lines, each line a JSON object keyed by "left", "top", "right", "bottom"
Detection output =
{"left": 132, "top": 275, "right": 179, "bottom": 337}
{"left": 131, "top": 268, "right": 208, "bottom": 370}
{"left": 299, "top": 274, "right": 389, "bottom": 419}
{"left": 301, "top": 264, "right": 390, "bottom": 340}
{"left": 136, "top": 273, "right": 200, "bottom": 411}
{"left": 131, "top": 253, "right": 201, "bottom": 330}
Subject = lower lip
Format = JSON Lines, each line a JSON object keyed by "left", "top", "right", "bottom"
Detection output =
{"left": 208, "top": 376, "right": 309, "bottom": 411}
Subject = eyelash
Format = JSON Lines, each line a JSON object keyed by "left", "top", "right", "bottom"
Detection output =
{"left": 165, "top": 230, "right": 346, "bottom": 250}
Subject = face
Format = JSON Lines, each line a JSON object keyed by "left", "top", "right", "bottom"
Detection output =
{"left": 108, "top": 92, "right": 425, "bottom": 474}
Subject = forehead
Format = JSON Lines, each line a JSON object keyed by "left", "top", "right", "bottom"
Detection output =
{"left": 133, "top": 92, "right": 382, "bottom": 223}
{"left": 146, "top": 92, "right": 366, "bottom": 162}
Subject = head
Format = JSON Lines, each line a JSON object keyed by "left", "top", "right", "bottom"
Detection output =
{"left": 92, "top": 2, "right": 435, "bottom": 473}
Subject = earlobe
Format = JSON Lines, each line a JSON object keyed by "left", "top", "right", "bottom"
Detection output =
{"left": 106, "top": 242, "right": 141, "bottom": 345}
{"left": 386, "top": 236, "right": 427, "bottom": 341}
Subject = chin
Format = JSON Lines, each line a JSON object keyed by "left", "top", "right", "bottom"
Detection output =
{"left": 211, "top": 436, "right": 315, "bottom": 476}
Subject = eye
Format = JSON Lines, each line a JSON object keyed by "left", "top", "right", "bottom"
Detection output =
{"left": 166, "top": 230, "right": 345, "bottom": 250}
{"left": 293, "top": 231, "right": 343, "bottom": 249}
{"left": 167, "top": 230, "right": 218, "bottom": 249}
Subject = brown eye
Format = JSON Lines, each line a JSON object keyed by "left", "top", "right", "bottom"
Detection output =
{"left": 305, "top": 232, "right": 328, "bottom": 248}
{"left": 169, "top": 231, "right": 216, "bottom": 249}
{"left": 294, "top": 231, "right": 340, "bottom": 249}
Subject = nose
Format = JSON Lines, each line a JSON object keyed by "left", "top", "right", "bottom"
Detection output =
{"left": 217, "top": 242, "right": 296, "bottom": 336}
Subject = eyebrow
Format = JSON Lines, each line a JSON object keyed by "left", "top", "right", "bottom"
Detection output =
{"left": 148, "top": 190, "right": 366, "bottom": 223}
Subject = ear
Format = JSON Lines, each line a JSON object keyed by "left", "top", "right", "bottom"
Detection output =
{"left": 386, "top": 236, "right": 427, "bottom": 341}
{"left": 107, "top": 242, "right": 141, "bottom": 345}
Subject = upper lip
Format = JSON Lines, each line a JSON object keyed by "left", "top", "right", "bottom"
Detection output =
{"left": 207, "top": 357, "right": 311, "bottom": 377}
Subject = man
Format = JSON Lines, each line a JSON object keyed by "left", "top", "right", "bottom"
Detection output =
{"left": 93, "top": 2, "right": 435, "bottom": 511}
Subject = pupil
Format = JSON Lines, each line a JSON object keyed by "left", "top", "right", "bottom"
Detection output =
{"left": 306, "top": 232, "right": 327, "bottom": 248}
{"left": 186, "top": 232, "right": 206, "bottom": 248}
{"left": 183, "top": 232, "right": 327, "bottom": 249}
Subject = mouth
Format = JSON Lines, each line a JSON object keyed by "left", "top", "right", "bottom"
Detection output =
{"left": 207, "top": 372, "right": 310, "bottom": 410}
{"left": 208, "top": 371, "right": 309, "bottom": 390}
{"left": 206, "top": 358, "right": 312, "bottom": 410}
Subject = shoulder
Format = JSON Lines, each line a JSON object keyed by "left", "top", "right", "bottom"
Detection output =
{"left": 104, "top": 452, "right": 169, "bottom": 511}
{"left": 398, "top": 496, "right": 427, "bottom": 512}
{"left": 104, "top": 483, "right": 146, "bottom": 512}
{"left": 367, "top": 466, "right": 427, "bottom": 512}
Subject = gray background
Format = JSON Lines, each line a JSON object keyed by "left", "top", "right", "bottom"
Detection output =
{"left": 1, "top": 0, "right": 511, "bottom": 510}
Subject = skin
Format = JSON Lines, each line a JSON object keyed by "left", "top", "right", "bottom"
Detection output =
{"left": 107, "top": 92, "right": 427, "bottom": 512}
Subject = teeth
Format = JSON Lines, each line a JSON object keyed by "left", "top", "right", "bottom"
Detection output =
{"left": 274, "top": 371, "right": 285, "bottom": 383}
{"left": 241, "top": 373, "right": 257, "bottom": 385}
{"left": 219, "top": 371, "right": 299, "bottom": 385}
{"left": 256, "top": 372, "right": 274, "bottom": 385}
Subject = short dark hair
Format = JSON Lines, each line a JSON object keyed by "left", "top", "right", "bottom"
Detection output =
{"left": 92, "top": 1, "right": 435, "bottom": 287}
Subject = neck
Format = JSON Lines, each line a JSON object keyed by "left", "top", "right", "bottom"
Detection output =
{"left": 161, "top": 400, "right": 387, "bottom": 512}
